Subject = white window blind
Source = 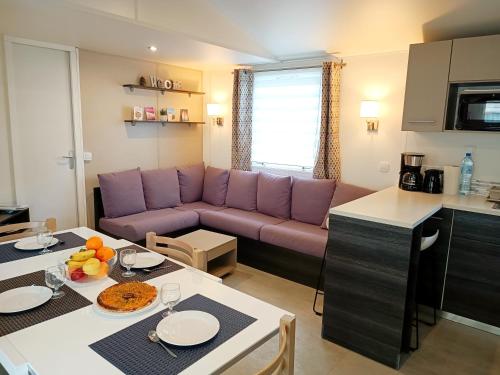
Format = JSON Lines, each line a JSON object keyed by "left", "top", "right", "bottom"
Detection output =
{"left": 251, "top": 68, "right": 322, "bottom": 170}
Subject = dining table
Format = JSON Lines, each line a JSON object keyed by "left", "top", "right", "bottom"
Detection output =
{"left": 0, "top": 227, "right": 290, "bottom": 375}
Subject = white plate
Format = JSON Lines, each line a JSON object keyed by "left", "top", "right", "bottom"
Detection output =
{"left": 0, "top": 286, "right": 53, "bottom": 313}
{"left": 131, "top": 252, "right": 165, "bottom": 269}
{"left": 156, "top": 310, "right": 220, "bottom": 346}
{"left": 93, "top": 293, "right": 160, "bottom": 318}
{"left": 14, "top": 237, "right": 59, "bottom": 251}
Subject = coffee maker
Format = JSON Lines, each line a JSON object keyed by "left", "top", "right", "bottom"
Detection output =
{"left": 399, "top": 153, "right": 425, "bottom": 191}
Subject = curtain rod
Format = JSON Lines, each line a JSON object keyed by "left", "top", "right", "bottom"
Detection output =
{"left": 234, "top": 59, "right": 346, "bottom": 74}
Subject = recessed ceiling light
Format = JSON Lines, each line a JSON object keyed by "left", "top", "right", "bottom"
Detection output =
{"left": 148, "top": 45, "right": 158, "bottom": 52}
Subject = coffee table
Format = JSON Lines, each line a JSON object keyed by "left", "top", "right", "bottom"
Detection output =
{"left": 176, "top": 229, "right": 237, "bottom": 277}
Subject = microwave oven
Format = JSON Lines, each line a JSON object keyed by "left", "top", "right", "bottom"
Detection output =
{"left": 447, "top": 83, "right": 500, "bottom": 131}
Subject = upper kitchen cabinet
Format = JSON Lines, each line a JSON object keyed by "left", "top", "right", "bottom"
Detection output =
{"left": 450, "top": 35, "right": 500, "bottom": 82}
{"left": 402, "top": 40, "right": 452, "bottom": 132}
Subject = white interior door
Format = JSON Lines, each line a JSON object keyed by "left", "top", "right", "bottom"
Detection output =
{"left": 5, "top": 37, "right": 86, "bottom": 229}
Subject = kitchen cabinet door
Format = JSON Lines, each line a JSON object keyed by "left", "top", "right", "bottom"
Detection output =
{"left": 442, "top": 211, "right": 500, "bottom": 327}
{"left": 450, "top": 35, "right": 500, "bottom": 82}
{"left": 402, "top": 40, "right": 452, "bottom": 132}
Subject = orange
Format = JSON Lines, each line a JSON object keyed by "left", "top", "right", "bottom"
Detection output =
{"left": 96, "top": 246, "right": 115, "bottom": 262}
{"left": 86, "top": 236, "right": 103, "bottom": 250}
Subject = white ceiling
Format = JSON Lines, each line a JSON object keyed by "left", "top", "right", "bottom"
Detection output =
{"left": 1, "top": 0, "right": 500, "bottom": 68}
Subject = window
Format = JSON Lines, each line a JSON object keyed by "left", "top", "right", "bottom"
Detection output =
{"left": 251, "top": 68, "right": 322, "bottom": 173}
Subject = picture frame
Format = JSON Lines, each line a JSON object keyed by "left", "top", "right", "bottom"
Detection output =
{"left": 133, "top": 106, "right": 144, "bottom": 121}
{"left": 144, "top": 106, "right": 156, "bottom": 120}
{"left": 167, "top": 108, "right": 176, "bottom": 121}
{"left": 180, "top": 109, "right": 189, "bottom": 122}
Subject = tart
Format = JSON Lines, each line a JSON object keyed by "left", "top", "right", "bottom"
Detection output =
{"left": 97, "top": 282, "right": 157, "bottom": 312}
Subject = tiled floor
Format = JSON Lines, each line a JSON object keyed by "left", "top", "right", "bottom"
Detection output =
{"left": 222, "top": 264, "right": 500, "bottom": 375}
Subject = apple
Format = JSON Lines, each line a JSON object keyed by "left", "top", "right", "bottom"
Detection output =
{"left": 70, "top": 268, "right": 86, "bottom": 281}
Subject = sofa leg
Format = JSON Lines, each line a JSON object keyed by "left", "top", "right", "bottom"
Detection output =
{"left": 313, "top": 247, "right": 327, "bottom": 316}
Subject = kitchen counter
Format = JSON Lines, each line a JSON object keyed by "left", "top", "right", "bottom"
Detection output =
{"left": 330, "top": 186, "right": 499, "bottom": 228}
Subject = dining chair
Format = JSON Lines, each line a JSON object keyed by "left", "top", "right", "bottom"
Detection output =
{"left": 145, "top": 232, "right": 207, "bottom": 271}
{"left": 256, "top": 315, "right": 296, "bottom": 375}
{"left": 0, "top": 218, "right": 57, "bottom": 242}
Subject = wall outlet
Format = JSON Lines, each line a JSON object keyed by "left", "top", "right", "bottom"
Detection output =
{"left": 379, "top": 161, "right": 390, "bottom": 173}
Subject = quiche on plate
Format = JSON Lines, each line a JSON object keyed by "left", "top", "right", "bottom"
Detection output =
{"left": 97, "top": 282, "right": 157, "bottom": 312}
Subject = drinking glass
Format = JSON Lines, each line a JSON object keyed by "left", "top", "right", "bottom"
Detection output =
{"left": 45, "top": 265, "right": 66, "bottom": 299}
{"left": 37, "top": 230, "right": 54, "bottom": 255}
{"left": 120, "top": 248, "right": 137, "bottom": 277}
{"left": 161, "top": 283, "right": 181, "bottom": 318}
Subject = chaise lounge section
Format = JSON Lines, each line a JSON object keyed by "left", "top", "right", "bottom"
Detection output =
{"left": 94, "top": 164, "right": 374, "bottom": 286}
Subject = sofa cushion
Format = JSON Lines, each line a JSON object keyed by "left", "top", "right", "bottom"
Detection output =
{"left": 98, "top": 168, "right": 146, "bottom": 218}
{"left": 141, "top": 168, "right": 181, "bottom": 210}
{"left": 175, "top": 201, "right": 226, "bottom": 213}
{"left": 260, "top": 220, "right": 328, "bottom": 258}
{"left": 321, "top": 182, "right": 375, "bottom": 228}
{"left": 199, "top": 208, "right": 284, "bottom": 240}
{"left": 257, "top": 173, "right": 292, "bottom": 219}
{"left": 202, "top": 166, "right": 230, "bottom": 206}
{"left": 177, "top": 163, "right": 205, "bottom": 203}
{"left": 99, "top": 208, "right": 199, "bottom": 242}
{"left": 291, "top": 178, "right": 336, "bottom": 226}
{"left": 225, "top": 170, "right": 259, "bottom": 211}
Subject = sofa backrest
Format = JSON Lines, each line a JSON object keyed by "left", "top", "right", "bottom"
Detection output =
{"left": 97, "top": 168, "right": 146, "bottom": 218}
{"left": 202, "top": 166, "right": 230, "bottom": 206}
{"left": 141, "top": 168, "right": 181, "bottom": 210}
{"left": 225, "top": 169, "right": 259, "bottom": 211}
{"left": 257, "top": 172, "right": 292, "bottom": 219}
{"left": 291, "top": 177, "right": 336, "bottom": 226}
{"left": 177, "top": 163, "right": 205, "bottom": 203}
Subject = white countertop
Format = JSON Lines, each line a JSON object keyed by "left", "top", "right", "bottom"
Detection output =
{"left": 330, "top": 186, "right": 499, "bottom": 228}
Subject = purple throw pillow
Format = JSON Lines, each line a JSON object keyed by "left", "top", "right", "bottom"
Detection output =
{"left": 177, "top": 163, "right": 205, "bottom": 203}
{"left": 225, "top": 169, "right": 259, "bottom": 211}
{"left": 291, "top": 177, "right": 336, "bottom": 226}
{"left": 321, "top": 182, "right": 375, "bottom": 228}
{"left": 257, "top": 173, "right": 292, "bottom": 219}
{"left": 141, "top": 168, "right": 181, "bottom": 210}
{"left": 202, "top": 166, "right": 230, "bottom": 206}
{"left": 98, "top": 168, "right": 146, "bottom": 218}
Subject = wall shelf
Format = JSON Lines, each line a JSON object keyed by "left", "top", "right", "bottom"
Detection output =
{"left": 122, "top": 84, "right": 205, "bottom": 97}
{"left": 124, "top": 120, "right": 205, "bottom": 126}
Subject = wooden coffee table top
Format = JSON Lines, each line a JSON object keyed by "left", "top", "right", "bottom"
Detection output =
{"left": 176, "top": 229, "right": 236, "bottom": 252}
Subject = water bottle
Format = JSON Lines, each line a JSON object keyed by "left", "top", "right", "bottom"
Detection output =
{"left": 459, "top": 152, "right": 474, "bottom": 195}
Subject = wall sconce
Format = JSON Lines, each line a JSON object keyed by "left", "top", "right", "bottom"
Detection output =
{"left": 360, "top": 100, "right": 380, "bottom": 131}
{"left": 207, "top": 103, "right": 223, "bottom": 126}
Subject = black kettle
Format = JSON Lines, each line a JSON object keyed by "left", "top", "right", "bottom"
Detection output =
{"left": 423, "top": 169, "right": 443, "bottom": 194}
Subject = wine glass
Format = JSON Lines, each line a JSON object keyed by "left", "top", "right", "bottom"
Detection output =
{"left": 120, "top": 248, "right": 136, "bottom": 277}
{"left": 161, "top": 283, "right": 181, "bottom": 318}
{"left": 37, "top": 230, "right": 54, "bottom": 255}
{"left": 45, "top": 265, "right": 66, "bottom": 299}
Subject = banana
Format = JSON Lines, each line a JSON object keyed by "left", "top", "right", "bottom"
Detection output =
{"left": 66, "top": 260, "right": 86, "bottom": 268}
{"left": 70, "top": 249, "right": 96, "bottom": 262}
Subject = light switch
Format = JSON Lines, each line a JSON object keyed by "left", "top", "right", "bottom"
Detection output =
{"left": 83, "top": 152, "right": 93, "bottom": 161}
{"left": 379, "top": 161, "right": 390, "bottom": 173}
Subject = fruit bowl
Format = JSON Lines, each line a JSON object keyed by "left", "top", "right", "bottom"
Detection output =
{"left": 64, "top": 237, "right": 117, "bottom": 284}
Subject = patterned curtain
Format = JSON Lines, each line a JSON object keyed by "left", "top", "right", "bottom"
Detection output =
{"left": 231, "top": 69, "right": 254, "bottom": 171}
{"left": 313, "top": 61, "right": 342, "bottom": 180}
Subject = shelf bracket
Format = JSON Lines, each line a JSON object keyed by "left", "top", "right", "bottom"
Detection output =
{"left": 161, "top": 122, "right": 167, "bottom": 127}
{"left": 129, "top": 87, "right": 134, "bottom": 92}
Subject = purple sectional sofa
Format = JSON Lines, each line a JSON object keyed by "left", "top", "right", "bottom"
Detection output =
{"left": 94, "top": 164, "right": 374, "bottom": 286}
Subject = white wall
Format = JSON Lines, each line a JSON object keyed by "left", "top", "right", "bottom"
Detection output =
{"left": 202, "top": 51, "right": 500, "bottom": 190}
{"left": 340, "top": 51, "right": 500, "bottom": 190}
{"left": 202, "top": 69, "right": 233, "bottom": 169}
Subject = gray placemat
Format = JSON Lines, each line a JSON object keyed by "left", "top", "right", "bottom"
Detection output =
{"left": 0, "top": 232, "right": 87, "bottom": 264}
{"left": 109, "top": 245, "right": 184, "bottom": 283}
{"left": 0, "top": 270, "right": 92, "bottom": 337}
{"left": 89, "top": 294, "right": 257, "bottom": 375}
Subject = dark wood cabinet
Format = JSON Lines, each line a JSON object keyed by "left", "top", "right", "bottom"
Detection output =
{"left": 442, "top": 211, "right": 500, "bottom": 327}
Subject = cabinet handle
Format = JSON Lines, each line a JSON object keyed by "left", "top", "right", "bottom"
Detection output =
{"left": 431, "top": 216, "right": 444, "bottom": 220}
{"left": 407, "top": 120, "right": 436, "bottom": 123}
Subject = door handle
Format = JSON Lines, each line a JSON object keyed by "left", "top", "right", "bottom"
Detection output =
{"left": 61, "top": 151, "right": 75, "bottom": 169}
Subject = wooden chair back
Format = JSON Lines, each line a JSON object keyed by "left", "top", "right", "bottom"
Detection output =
{"left": 145, "top": 232, "right": 207, "bottom": 271}
{"left": 0, "top": 218, "right": 57, "bottom": 242}
{"left": 256, "top": 315, "right": 296, "bottom": 375}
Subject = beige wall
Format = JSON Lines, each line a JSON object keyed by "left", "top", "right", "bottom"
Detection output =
{"left": 80, "top": 50, "right": 203, "bottom": 227}
{"left": 0, "top": 36, "right": 16, "bottom": 205}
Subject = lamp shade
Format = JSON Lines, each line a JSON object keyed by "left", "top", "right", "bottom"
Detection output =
{"left": 207, "top": 103, "right": 222, "bottom": 116}
{"left": 360, "top": 100, "right": 380, "bottom": 118}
